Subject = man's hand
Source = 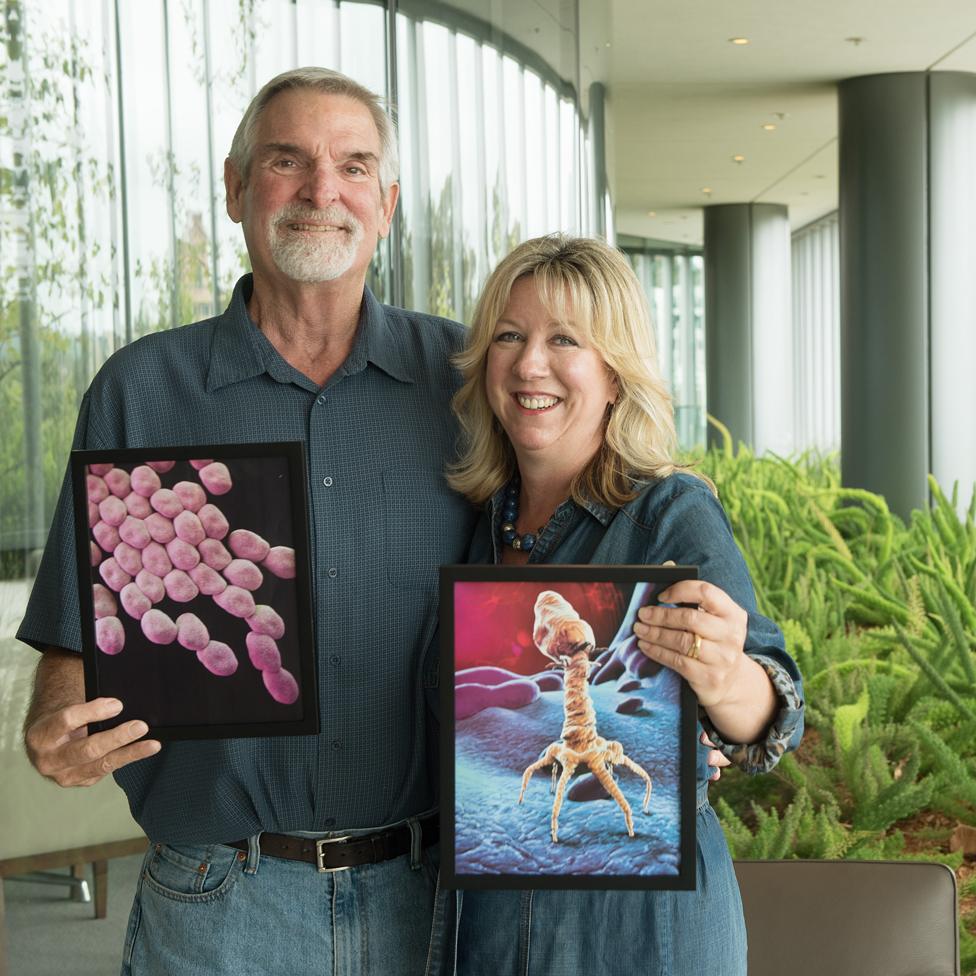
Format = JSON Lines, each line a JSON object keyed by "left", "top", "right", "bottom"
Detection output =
{"left": 24, "top": 649, "right": 161, "bottom": 787}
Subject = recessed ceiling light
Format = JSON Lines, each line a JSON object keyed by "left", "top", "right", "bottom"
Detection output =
{"left": 732, "top": 154, "right": 745, "bottom": 163}
{"left": 647, "top": 211, "right": 657, "bottom": 217}
{"left": 701, "top": 187, "right": 713, "bottom": 195}
{"left": 729, "top": 37, "right": 750, "bottom": 45}
{"left": 762, "top": 123, "right": 777, "bottom": 131}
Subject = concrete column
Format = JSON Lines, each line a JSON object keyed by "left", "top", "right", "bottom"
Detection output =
{"left": 589, "top": 81, "right": 608, "bottom": 238}
{"left": 839, "top": 71, "right": 976, "bottom": 519}
{"left": 703, "top": 203, "right": 793, "bottom": 454}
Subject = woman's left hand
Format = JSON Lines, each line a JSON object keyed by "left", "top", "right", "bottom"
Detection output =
{"left": 633, "top": 579, "right": 748, "bottom": 708}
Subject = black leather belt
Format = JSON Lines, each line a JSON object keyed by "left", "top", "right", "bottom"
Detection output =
{"left": 226, "top": 815, "right": 438, "bottom": 873}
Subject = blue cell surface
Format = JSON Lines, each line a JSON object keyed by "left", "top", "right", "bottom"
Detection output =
{"left": 455, "top": 669, "right": 682, "bottom": 877}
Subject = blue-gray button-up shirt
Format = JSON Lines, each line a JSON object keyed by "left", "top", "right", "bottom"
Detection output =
{"left": 17, "top": 275, "right": 477, "bottom": 843}
{"left": 472, "top": 473, "right": 804, "bottom": 780}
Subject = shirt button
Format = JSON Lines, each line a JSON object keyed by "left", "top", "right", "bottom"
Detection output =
{"left": 328, "top": 567, "right": 337, "bottom": 578}
{"left": 322, "top": 476, "right": 333, "bottom": 487}
{"left": 323, "top": 817, "right": 336, "bottom": 827}
{"left": 329, "top": 655, "right": 341, "bottom": 665}
{"left": 331, "top": 739, "right": 341, "bottom": 750}
{"left": 317, "top": 396, "right": 325, "bottom": 404}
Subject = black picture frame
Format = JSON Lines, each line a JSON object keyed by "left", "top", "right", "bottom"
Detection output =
{"left": 440, "top": 564, "right": 698, "bottom": 891}
{"left": 72, "top": 442, "right": 318, "bottom": 740}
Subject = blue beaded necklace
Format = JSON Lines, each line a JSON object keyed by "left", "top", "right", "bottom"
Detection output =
{"left": 500, "top": 482, "right": 548, "bottom": 552}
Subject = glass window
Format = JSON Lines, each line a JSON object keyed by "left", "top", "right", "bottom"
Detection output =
{"left": 1, "top": 0, "right": 585, "bottom": 604}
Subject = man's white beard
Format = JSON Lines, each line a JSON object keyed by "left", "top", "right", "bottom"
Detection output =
{"left": 268, "top": 204, "right": 365, "bottom": 283}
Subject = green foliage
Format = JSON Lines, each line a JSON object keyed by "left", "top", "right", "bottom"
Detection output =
{"left": 699, "top": 438, "right": 976, "bottom": 963}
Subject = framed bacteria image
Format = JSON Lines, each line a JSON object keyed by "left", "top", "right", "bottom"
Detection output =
{"left": 440, "top": 565, "right": 698, "bottom": 891}
{"left": 71, "top": 442, "right": 317, "bottom": 740}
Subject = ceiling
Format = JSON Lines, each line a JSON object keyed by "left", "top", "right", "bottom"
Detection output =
{"left": 581, "top": 0, "right": 976, "bottom": 245}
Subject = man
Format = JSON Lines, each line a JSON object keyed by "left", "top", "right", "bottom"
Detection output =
{"left": 17, "top": 67, "right": 475, "bottom": 976}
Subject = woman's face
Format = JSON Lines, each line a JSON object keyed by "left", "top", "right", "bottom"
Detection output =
{"left": 485, "top": 275, "right": 618, "bottom": 471}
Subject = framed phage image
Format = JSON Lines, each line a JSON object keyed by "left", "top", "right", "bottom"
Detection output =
{"left": 440, "top": 565, "right": 698, "bottom": 891}
{"left": 72, "top": 442, "right": 318, "bottom": 740}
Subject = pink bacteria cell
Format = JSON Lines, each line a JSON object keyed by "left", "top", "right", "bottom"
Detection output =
{"left": 175, "top": 613, "right": 210, "bottom": 652}
{"left": 247, "top": 604, "right": 285, "bottom": 639}
{"left": 188, "top": 562, "right": 226, "bottom": 595}
{"left": 199, "top": 462, "right": 232, "bottom": 495}
{"left": 88, "top": 501, "right": 99, "bottom": 528}
{"left": 88, "top": 463, "right": 114, "bottom": 477}
{"left": 145, "top": 460, "right": 176, "bottom": 473}
{"left": 120, "top": 582, "right": 152, "bottom": 620}
{"left": 104, "top": 468, "right": 131, "bottom": 498}
{"left": 228, "top": 529, "right": 269, "bottom": 562}
{"left": 163, "top": 569, "right": 199, "bottom": 603}
{"left": 174, "top": 510, "right": 206, "bottom": 547}
{"left": 124, "top": 492, "right": 152, "bottom": 518}
{"left": 136, "top": 569, "right": 165, "bottom": 604}
{"left": 141, "top": 608, "right": 177, "bottom": 645}
{"left": 197, "top": 504, "right": 229, "bottom": 540}
{"left": 119, "top": 515, "right": 151, "bottom": 550}
{"left": 86, "top": 474, "right": 108, "bottom": 503}
{"left": 150, "top": 488, "right": 183, "bottom": 519}
{"left": 130, "top": 465, "right": 162, "bottom": 498}
{"left": 90, "top": 542, "right": 102, "bottom": 566}
{"left": 224, "top": 558, "right": 263, "bottom": 591}
{"left": 263, "top": 546, "right": 296, "bottom": 580}
{"left": 98, "top": 495, "right": 127, "bottom": 527}
{"left": 95, "top": 616, "right": 125, "bottom": 656}
{"left": 199, "top": 538, "right": 232, "bottom": 571}
{"left": 113, "top": 541, "right": 143, "bottom": 577}
{"left": 213, "top": 585, "right": 256, "bottom": 619}
{"left": 141, "top": 541, "right": 173, "bottom": 577}
{"left": 246, "top": 633, "right": 282, "bottom": 672}
{"left": 172, "top": 481, "right": 207, "bottom": 513}
{"left": 166, "top": 538, "right": 200, "bottom": 571}
{"left": 99, "top": 557, "right": 132, "bottom": 593}
{"left": 92, "top": 583, "right": 117, "bottom": 619}
{"left": 197, "top": 641, "right": 239, "bottom": 677}
{"left": 93, "top": 520, "right": 121, "bottom": 553}
{"left": 145, "top": 513, "right": 176, "bottom": 544}
{"left": 189, "top": 459, "right": 213, "bottom": 470}
{"left": 263, "top": 668, "right": 299, "bottom": 705}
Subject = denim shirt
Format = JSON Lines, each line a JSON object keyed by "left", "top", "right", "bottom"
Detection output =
{"left": 469, "top": 472, "right": 804, "bottom": 781}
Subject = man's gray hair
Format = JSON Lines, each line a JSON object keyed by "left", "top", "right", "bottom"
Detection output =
{"left": 228, "top": 67, "right": 399, "bottom": 196}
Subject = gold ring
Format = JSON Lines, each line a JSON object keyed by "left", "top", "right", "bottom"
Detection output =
{"left": 688, "top": 633, "right": 702, "bottom": 660}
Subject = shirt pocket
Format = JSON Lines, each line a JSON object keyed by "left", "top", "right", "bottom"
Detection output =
{"left": 383, "top": 467, "right": 474, "bottom": 590}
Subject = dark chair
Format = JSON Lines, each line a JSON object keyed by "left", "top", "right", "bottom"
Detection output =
{"left": 734, "top": 859, "right": 959, "bottom": 976}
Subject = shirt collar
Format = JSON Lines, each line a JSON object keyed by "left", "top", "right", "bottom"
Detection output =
{"left": 206, "top": 274, "right": 415, "bottom": 393}
{"left": 488, "top": 483, "right": 616, "bottom": 528}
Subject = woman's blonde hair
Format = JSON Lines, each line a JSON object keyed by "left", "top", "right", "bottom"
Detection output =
{"left": 448, "top": 234, "right": 712, "bottom": 507}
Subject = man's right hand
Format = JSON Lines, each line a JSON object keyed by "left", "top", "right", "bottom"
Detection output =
{"left": 24, "top": 649, "right": 161, "bottom": 788}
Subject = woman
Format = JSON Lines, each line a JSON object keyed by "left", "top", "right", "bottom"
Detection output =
{"left": 443, "top": 235, "right": 804, "bottom": 975}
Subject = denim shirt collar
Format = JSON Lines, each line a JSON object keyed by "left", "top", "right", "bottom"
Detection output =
{"left": 206, "top": 274, "right": 414, "bottom": 393}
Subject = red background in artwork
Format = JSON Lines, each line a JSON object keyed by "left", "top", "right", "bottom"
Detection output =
{"left": 454, "top": 581, "right": 629, "bottom": 675}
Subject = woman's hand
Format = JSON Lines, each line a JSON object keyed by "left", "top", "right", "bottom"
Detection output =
{"left": 633, "top": 579, "right": 778, "bottom": 745}
{"left": 632, "top": 579, "right": 748, "bottom": 708}
{"left": 703, "top": 731, "right": 730, "bottom": 781}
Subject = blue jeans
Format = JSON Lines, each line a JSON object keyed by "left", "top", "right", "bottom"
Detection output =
{"left": 441, "top": 787, "right": 746, "bottom": 976}
{"left": 121, "top": 829, "right": 441, "bottom": 976}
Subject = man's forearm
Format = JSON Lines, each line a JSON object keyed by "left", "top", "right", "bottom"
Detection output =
{"left": 24, "top": 647, "right": 85, "bottom": 735}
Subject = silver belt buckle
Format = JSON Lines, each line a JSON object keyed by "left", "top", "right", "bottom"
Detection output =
{"left": 315, "top": 835, "right": 353, "bottom": 873}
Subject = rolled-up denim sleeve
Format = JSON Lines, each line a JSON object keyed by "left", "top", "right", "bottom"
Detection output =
{"left": 645, "top": 476, "right": 805, "bottom": 773}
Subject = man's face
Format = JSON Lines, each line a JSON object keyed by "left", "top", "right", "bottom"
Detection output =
{"left": 225, "top": 88, "right": 398, "bottom": 287}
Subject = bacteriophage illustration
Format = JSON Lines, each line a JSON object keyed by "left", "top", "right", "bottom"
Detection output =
{"left": 518, "top": 590, "right": 652, "bottom": 842}
{"left": 86, "top": 458, "right": 299, "bottom": 705}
